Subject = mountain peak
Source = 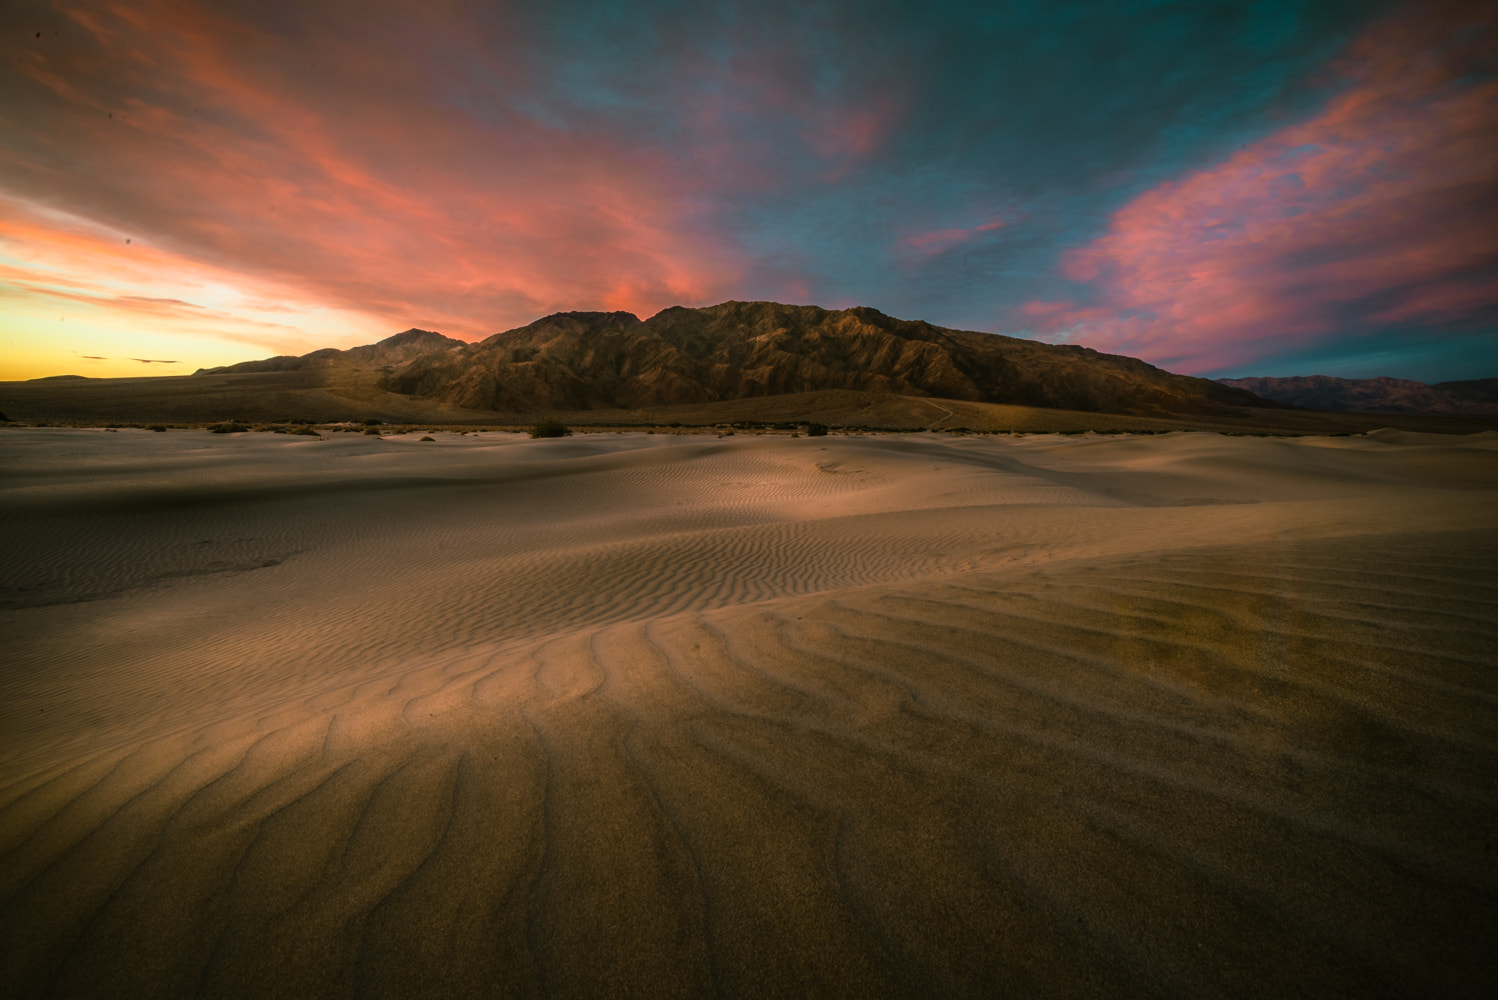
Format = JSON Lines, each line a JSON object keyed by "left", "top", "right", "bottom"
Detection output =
{"left": 197, "top": 301, "right": 1277, "bottom": 416}
{"left": 528, "top": 310, "right": 641, "bottom": 328}
{"left": 378, "top": 328, "right": 462, "bottom": 349}
{"left": 378, "top": 301, "right": 1266, "bottom": 415}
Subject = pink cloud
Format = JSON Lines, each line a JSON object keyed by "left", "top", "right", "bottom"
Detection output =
{"left": 806, "top": 105, "right": 888, "bottom": 160}
{"left": 3, "top": 1, "right": 749, "bottom": 346}
{"left": 899, "top": 219, "right": 1006, "bottom": 258}
{"left": 670, "top": 19, "right": 905, "bottom": 191}
{"left": 5, "top": 0, "right": 920, "bottom": 375}
{"left": 1020, "top": 0, "right": 1498, "bottom": 373}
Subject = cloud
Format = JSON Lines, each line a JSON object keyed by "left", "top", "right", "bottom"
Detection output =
{"left": 0, "top": 193, "right": 390, "bottom": 374}
{"left": 898, "top": 220, "right": 1006, "bottom": 259}
{"left": 0, "top": 0, "right": 749, "bottom": 340}
{"left": 116, "top": 296, "right": 202, "bottom": 308}
{"left": 10, "top": 0, "right": 1480, "bottom": 382}
{"left": 1017, "top": 0, "right": 1498, "bottom": 376}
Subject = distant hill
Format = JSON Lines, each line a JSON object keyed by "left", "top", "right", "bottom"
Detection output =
{"left": 195, "top": 329, "right": 465, "bottom": 374}
{"left": 1217, "top": 375, "right": 1498, "bottom": 416}
{"left": 199, "top": 302, "right": 1268, "bottom": 417}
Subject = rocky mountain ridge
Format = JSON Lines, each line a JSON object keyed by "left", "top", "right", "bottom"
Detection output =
{"left": 1217, "top": 375, "right": 1498, "bottom": 416}
{"left": 199, "top": 301, "right": 1270, "bottom": 416}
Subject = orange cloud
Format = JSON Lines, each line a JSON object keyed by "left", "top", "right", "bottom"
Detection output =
{"left": 2, "top": 0, "right": 749, "bottom": 376}
{"left": 0, "top": 194, "right": 391, "bottom": 379}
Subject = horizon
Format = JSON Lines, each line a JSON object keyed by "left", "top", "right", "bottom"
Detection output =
{"left": 4, "top": 1, "right": 1495, "bottom": 383}
{"left": 8, "top": 299, "right": 1496, "bottom": 388}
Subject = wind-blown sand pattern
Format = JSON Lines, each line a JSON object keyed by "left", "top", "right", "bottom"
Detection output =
{"left": 2, "top": 427, "right": 1496, "bottom": 998}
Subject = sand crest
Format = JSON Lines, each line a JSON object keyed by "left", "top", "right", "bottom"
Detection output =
{"left": 2, "top": 427, "right": 1495, "bottom": 997}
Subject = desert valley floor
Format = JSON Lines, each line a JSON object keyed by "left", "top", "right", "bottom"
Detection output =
{"left": 2, "top": 426, "right": 1496, "bottom": 998}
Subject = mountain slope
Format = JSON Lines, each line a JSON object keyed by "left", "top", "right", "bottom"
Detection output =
{"left": 1218, "top": 375, "right": 1498, "bottom": 416}
{"left": 195, "top": 329, "right": 465, "bottom": 375}
{"left": 372, "top": 302, "right": 1267, "bottom": 415}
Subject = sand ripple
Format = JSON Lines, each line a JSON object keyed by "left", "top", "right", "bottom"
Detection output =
{"left": 2, "top": 429, "right": 1495, "bottom": 997}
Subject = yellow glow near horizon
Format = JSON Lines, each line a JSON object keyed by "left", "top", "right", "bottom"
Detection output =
{"left": 0, "top": 196, "right": 393, "bottom": 381}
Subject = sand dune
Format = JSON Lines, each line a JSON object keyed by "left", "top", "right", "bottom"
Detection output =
{"left": 2, "top": 427, "right": 1496, "bottom": 998}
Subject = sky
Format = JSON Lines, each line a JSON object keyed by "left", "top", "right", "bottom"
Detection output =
{"left": 2, "top": 0, "right": 1495, "bottom": 383}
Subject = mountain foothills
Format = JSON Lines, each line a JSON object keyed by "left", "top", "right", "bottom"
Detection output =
{"left": 199, "top": 301, "right": 1264, "bottom": 415}
{"left": 1218, "top": 375, "right": 1498, "bottom": 416}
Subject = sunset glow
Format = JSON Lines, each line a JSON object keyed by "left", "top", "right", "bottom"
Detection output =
{"left": 2, "top": 0, "right": 1494, "bottom": 381}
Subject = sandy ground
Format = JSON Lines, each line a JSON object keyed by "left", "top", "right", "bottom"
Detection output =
{"left": 2, "top": 426, "right": 1495, "bottom": 998}
{"left": 9, "top": 376, "right": 1498, "bottom": 435}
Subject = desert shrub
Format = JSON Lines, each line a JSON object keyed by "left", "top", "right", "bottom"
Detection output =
{"left": 363, "top": 426, "right": 382, "bottom": 436}
{"left": 208, "top": 421, "right": 248, "bottom": 434}
{"left": 529, "top": 421, "right": 572, "bottom": 439}
{"left": 288, "top": 426, "right": 320, "bottom": 436}
{"left": 803, "top": 423, "right": 828, "bottom": 437}
{"left": 419, "top": 435, "right": 435, "bottom": 442}
{"left": 148, "top": 424, "right": 167, "bottom": 432}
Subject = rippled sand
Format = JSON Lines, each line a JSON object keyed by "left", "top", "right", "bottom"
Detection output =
{"left": 2, "top": 427, "right": 1495, "bottom": 998}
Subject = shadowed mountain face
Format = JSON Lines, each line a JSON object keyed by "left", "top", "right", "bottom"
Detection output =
{"left": 391, "top": 303, "right": 1271, "bottom": 414}
{"left": 1219, "top": 375, "right": 1498, "bottom": 416}
{"left": 201, "top": 303, "right": 1266, "bottom": 416}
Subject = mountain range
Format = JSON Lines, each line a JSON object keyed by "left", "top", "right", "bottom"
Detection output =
{"left": 1217, "top": 376, "right": 1498, "bottom": 416}
{"left": 199, "top": 301, "right": 1265, "bottom": 416}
